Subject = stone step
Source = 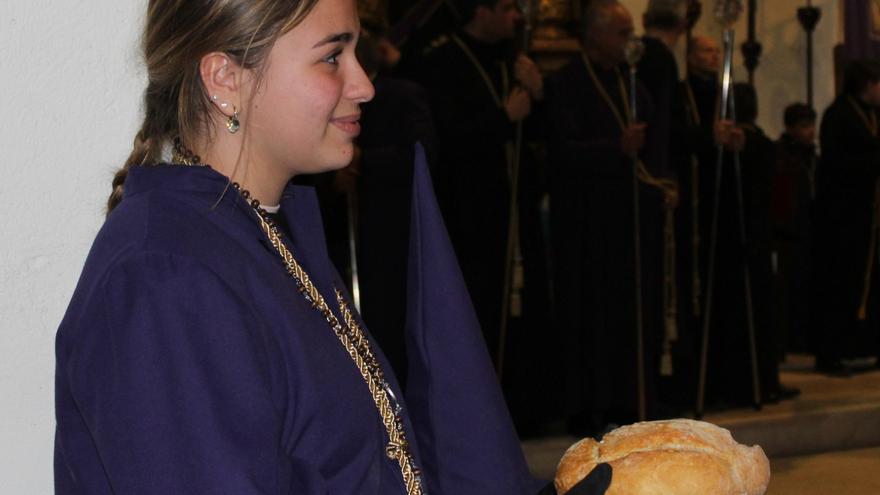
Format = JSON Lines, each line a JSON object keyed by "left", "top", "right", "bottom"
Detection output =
{"left": 522, "top": 356, "right": 880, "bottom": 480}
{"left": 715, "top": 401, "right": 880, "bottom": 458}
{"left": 706, "top": 355, "right": 880, "bottom": 458}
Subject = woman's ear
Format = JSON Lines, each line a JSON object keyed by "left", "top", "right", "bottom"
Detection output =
{"left": 199, "top": 52, "right": 242, "bottom": 117}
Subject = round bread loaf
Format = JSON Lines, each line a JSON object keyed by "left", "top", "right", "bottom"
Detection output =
{"left": 555, "top": 419, "right": 770, "bottom": 495}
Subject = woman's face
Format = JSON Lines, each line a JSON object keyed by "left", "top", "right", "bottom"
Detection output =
{"left": 246, "top": 0, "right": 374, "bottom": 176}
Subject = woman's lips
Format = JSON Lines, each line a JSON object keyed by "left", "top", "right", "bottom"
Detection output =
{"left": 331, "top": 114, "right": 361, "bottom": 135}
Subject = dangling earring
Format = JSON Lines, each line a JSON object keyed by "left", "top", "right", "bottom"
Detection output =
{"left": 226, "top": 105, "right": 240, "bottom": 134}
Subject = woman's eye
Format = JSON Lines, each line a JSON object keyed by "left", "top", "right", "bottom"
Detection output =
{"left": 324, "top": 50, "right": 342, "bottom": 65}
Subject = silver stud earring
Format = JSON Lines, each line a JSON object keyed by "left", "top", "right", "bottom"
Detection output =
{"left": 220, "top": 102, "right": 229, "bottom": 109}
{"left": 212, "top": 95, "right": 219, "bottom": 101}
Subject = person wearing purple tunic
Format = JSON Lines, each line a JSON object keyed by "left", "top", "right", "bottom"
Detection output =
{"left": 53, "top": 0, "right": 611, "bottom": 493}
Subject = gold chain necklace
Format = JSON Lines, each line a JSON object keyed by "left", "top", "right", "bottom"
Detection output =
{"left": 169, "top": 146, "right": 424, "bottom": 495}
{"left": 580, "top": 50, "right": 631, "bottom": 128}
{"left": 242, "top": 195, "right": 424, "bottom": 494}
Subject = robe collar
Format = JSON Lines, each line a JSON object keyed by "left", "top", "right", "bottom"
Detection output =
{"left": 123, "top": 164, "right": 340, "bottom": 309}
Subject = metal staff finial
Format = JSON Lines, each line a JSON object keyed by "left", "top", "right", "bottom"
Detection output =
{"left": 625, "top": 35, "right": 645, "bottom": 121}
{"left": 624, "top": 35, "right": 645, "bottom": 67}
{"left": 713, "top": 0, "right": 743, "bottom": 29}
{"left": 518, "top": 0, "right": 537, "bottom": 52}
{"left": 714, "top": 0, "right": 743, "bottom": 121}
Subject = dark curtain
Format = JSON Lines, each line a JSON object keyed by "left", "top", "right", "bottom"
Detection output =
{"left": 845, "top": 1, "right": 880, "bottom": 60}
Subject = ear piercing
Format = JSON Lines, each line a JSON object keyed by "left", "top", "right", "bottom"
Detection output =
{"left": 226, "top": 105, "right": 240, "bottom": 134}
{"left": 212, "top": 95, "right": 239, "bottom": 133}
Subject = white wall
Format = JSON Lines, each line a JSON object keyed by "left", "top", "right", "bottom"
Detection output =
{"left": 621, "top": 0, "right": 842, "bottom": 139}
{"left": 0, "top": 2, "right": 144, "bottom": 492}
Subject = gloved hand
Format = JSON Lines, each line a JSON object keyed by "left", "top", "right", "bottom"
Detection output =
{"left": 536, "top": 463, "right": 612, "bottom": 495}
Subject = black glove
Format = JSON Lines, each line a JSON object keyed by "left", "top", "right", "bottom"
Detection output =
{"left": 536, "top": 463, "right": 612, "bottom": 495}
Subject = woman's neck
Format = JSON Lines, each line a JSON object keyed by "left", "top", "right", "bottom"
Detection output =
{"left": 196, "top": 136, "right": 289, "bottom": 206}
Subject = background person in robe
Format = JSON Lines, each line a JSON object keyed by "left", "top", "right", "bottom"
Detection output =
{"left": 635, "top": 0, "right": 694, "bottom": 412}
{"left": 732, "top": 83, "right": 796, "bottom": 404}
{"left": 812, "top": 60, "right": 880, "bottom": 375}
{"left": 404, "top": 0, "right": 555, "bottom": 435}
{"left": 772, "top": 103, "right": 817, "bottom": 355}
{"left": 683, "top": 34, "right": 746, "bottom": 168}
{"left": 636, "top": 0, "right": 688, "bottom": 177}
{"left": 682, "top": 34, "right": 770, "bottom": 409}
{"left": 545, "top": 0, "right": 667, "bottom": 434}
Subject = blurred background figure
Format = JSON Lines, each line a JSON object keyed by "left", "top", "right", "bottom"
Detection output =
{"left": 546, "top": 0, "right": 668, "bottom": 434}
{"left": 635, "top": 0, "right": 693, "bottom": 414}
{"left": 812, "top": 60, "right": 880, "bottom": 376}
{"left": 404, "top": 0, "right": 554, "bottom": 435}
{"left": 772, "top": 103, "right": 817, "bottom": 355}
{"left": 732, "top": 82, "right": 794, "bottom": 403}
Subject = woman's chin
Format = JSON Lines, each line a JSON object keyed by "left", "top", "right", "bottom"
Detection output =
{"left": 293, "top": 142, "right": 357, "bottom": 175}
{"left": 333, "top": 144, "right": 356, "bottom": 167}
{"left": 307, "top": 149, "right": 354, "bottom": 174}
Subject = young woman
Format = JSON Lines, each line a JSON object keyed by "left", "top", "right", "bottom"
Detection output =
{"left": 54, "top": 0, "right": 609, "bottom": 493}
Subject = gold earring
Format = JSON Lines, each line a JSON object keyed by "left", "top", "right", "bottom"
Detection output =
{"left": 226, "top": 106, "right": 240, "bottom": 134}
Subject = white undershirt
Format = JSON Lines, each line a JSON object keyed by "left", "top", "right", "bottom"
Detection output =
{"left": 261, "top": 204, "right": 281, "bottom": 214}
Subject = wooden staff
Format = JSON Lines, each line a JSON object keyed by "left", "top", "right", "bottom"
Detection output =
{"left": 661, "top": 206, "right": 679, "bottom": 377}
{"left": 497, "top": 0, "right": 536, "bottom": 379}
{"left": 856, "top": 179, "right": 880, "bottom": 321}
{"left": 690, "top": 152, "right": 702, "bottom": 318}
{"left": 686, "top": 1, "right": 704, "bottom": 318}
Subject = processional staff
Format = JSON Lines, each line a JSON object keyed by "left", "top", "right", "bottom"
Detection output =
{"left": 497, "top": 0, "right": 538, "bottom": 380}
{"left": 624, "top": 35, "right": 648, "bottom": 422}
{"left": 685, "top": 0, "right": 704, "bottom": 320}
{"left": 695, "top": 0, "right": 762, "bottom": 419}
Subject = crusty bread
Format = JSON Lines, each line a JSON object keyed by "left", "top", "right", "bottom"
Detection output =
{"left": 555, "top": 419, "right": 770, "bottom": 495}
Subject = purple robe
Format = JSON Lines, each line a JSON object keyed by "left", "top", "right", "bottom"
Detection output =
{"left": 55, "top": 149, "right": 538, "bottom": 494}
